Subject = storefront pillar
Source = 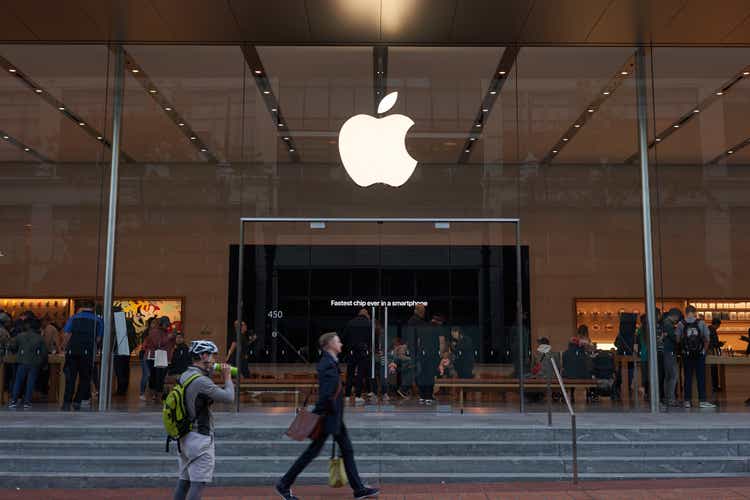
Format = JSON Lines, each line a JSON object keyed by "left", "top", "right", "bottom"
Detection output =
{"left": 635, "top": 46, "right": 659, "bottom": 414}
{"left": 98, "top": 45, "right": 125, "bottom": 412}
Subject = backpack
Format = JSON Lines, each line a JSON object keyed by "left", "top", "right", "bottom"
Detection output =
{"left": 163, "top": 372, "right": 201, "bottom": 452}
{"left": 682, "top": 321, "right": 704, "bottom": 355}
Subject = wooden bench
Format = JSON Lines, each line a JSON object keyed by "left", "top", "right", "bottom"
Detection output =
{"left": 239, "top": 380, "right": 318, "bottom": 408}
{"left": 434, "top": 378, "right": 598, "bottom": 413}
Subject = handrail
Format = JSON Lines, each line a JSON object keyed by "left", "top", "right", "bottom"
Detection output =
{"left": 546, "top": 357, "right": 579, "bottom": 484}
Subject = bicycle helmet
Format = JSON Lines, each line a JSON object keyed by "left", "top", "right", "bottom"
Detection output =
{"left": 189, "top": 340, "right": 219, "bottom": 356}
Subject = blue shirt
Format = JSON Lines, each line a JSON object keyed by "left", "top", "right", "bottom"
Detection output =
{"left": 63, "top": 311, "right": 104, "bottom": 338}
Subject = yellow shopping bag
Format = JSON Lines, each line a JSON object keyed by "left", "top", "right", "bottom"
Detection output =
{"left": 328, "top": 441, "right": 348, "bottom": 488}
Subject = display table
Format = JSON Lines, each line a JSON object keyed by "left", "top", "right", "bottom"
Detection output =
{"left": 0, "top": 353, "right": 66, "bottom": 404}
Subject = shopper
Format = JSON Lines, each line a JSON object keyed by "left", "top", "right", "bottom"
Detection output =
{"left": 225, "top": 320, "right": 255, "bottom": 378}
{"left": 342, "top": 309, "right": 371, "bottom": 404}
{"left": 275, "top": 332, "right": 379, "bottom": 500}
{"left": 112, "top": 306, "right": 137, "bottom": 396}
{"left": 661, "top": 308, "right": 681, "bottom": 407}
{"left": 61, "top": 300, "right": 102, "bottom": 411}
{"left": 707, "top": 318, "right": 722, "bottom": 392}
{"left": 144, "top": 316, "right": 175, "bottom": 401}
{"left": 139, "top": 317, "right": 156, "bottom": 401}
{"left": 169, "top": 334, "right": 191, "bottom": 376}
{"left": 677, "top": 306, "right": 716, "bottom": 408}
{"left": 173, "top": 340, "right": 234, "bottom": 500}
{"left": 8, "top": 316, "right": 47, "bottom": 409}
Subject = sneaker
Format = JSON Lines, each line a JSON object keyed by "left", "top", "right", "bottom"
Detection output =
{"left": 7, "top": 400, "right": 16, "bottom": 409}
{"left": 425, "top": 399, "right": 434, "bottom": 405}
{"left": 274, "top": 480, "right": 298, "bottom": 500}
{"left": 418, "top": 398, "right": 425, "bottom": 405}
{"left": 22, "top": 402, "right": 31, "bottom": 410}
{"left": 683, "top": 401, "right": 691, "bottom": 408}
{"left": 354, "top": 487, "right": 380, "bottom": 499}
{"left": 699, "top": 401, "right": 717, "bottom": 408}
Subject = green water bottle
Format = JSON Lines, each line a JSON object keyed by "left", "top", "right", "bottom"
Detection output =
{"left": 213, "top": 363, "right": 238, "bottom": 377}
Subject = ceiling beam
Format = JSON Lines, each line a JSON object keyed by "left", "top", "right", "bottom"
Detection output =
{"left": 0, "top": 53, "right": 135, "bottom": 163}
{"left": 241, "top": 45, "right": 299, "bottom": 162}
{"left": 0, "top": 128, "right": 51, "bottom": 162}
{"left": 458, "top": 46, "right": 520, "bottom": 164}
{"left": 542, "top": 53, "right": 635, "bottom": 165}
{"left": 624, "top": 64, "right": 750, "bottom": 165}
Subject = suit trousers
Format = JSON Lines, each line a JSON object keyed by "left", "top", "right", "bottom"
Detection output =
{"left": 280, "top": 421, "right": 365, "bottom": 492}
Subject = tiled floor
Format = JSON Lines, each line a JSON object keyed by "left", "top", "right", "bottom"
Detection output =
{"left": 2, "top": 479, "right": 750, "bottom": 500}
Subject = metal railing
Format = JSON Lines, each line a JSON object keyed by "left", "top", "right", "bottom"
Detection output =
{"left": 546, "top": 357, "right": 579, "bottom": 484}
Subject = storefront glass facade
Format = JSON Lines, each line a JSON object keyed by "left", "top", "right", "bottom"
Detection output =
{"left": 1, "top": 44, "right": 748, "bottom": 412}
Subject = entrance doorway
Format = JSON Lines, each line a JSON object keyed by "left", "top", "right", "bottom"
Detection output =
{"left": 229, "top": 218, "right": 529, "bottom": 412}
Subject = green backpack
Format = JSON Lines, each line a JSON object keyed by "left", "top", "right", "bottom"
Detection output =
{"left": 163, "top": 373, "right": 201, "bottom": 452}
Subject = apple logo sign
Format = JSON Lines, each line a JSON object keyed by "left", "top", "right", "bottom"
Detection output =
{"left": 338, "top": 91, "right": 417, "bottom": 187}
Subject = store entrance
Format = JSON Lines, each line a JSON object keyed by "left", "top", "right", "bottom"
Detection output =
{"left": 228, "top": 219, "right": 529, "bottom": 412}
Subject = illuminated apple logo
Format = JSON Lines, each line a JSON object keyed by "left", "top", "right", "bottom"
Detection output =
{"left": 338, "top": 91, "right": 417, "bottom": 187}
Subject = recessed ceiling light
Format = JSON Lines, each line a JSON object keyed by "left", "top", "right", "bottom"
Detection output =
{"left": 574, "top": 124, "right": 581, "bottom": 128}
{"left": 97, "top": 136, "right": 103, "bottom": 140}
{"left": 563, "top": 138, "right": 569, "bottom": 142}
{"left": 482, "top": 108, "right": 488, "bottom": 112}
{"left": 744, "top": 71, "right": 750, "bottom": 76}
{"left": 131, "top": 69, "right": 139, "bottom": 73}
{"left": 8, "top": 68, "right": 16, "bottom": 73}
{"left": 602, "top": 91, "right": 610, "bottom": 95}
{"left": 34, "top": 89, "right": 42, "bottom": 94}
{"left": 728, "top": 150, "right": 734, "bottom": 154}
{"left": 79, "top": 122, "right": 85, "bottom": 126}
{"left": 489, "top": 91, "right": 497, "bottom": 95}
{"left": 278, "top": 123, "right": 284, "bottom": 127}
{"left": 465, "top": 149, "right": 470, "bottom": 153}
{"left": 263, "top": 90, "right": 270, "bottom": 95}
{"left": 164, "top": 107, "right": 172, "bottom": 111}
{"left": 498, "top": 71, "right": 506, "bottom": 75}
{"left": 254, "top": 70, "right": 262, "bottom": 75}
{"left": 289, "top": 148, "right": 295, "bottom": 152}
{"left": 693, "top": 109, "right": 700, "bottom": 113}
{"left": 58, "top": 107, "right": 65, "bottom": 111}
{"left": 200, "top": 148, "right": 207, "bottom": 152}
{"left": 190, "top": 136, "right": 197, "bottom": 140}
{"left": 470, "top": 137, "right": 476, "bottom": 141}
{"left": 24, "top": 147, "right": 30, "bottom": 152}
{"left": 271, "top": 108, "right": 277, "bottom": 112}
{"left": 716, "top": 91, "right": 724, "bottom": 96}
{"left": 621, "top": 71, "right": 628, "bottom": 75}
{"left": 283, "top": 137, "right": 289, "bottom": 141}
{"left": 2, "top": 135, "right": 8, "bottom": 140}
{"left": 655, "top": 138, "right": 662, "bottom": 142}
{"left": 149, "top": 89, "right": 157, "bottom": 94}
{"left": 475, "top": 123, "right": 482, "bottom": 127}
{"left": 587, "top": 108, "right": 594, "bottom": 113}
{"left": 673, "top": 124, "right": 680, "bottom": 128}
{"left": 552, "top": 150, "right": 558, "bottom": 154}
{"left": 178, "top": 122, "right": 185, "bottom": 127}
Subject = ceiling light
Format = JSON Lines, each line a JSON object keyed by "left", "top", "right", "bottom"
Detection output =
{"left": 271, "top": 108, "right": 277, "bottom": 112}
{"left": 24, "top": 147, "right": 30, "bottom": 152}
{"left": 655, "top": 138, "right": 662, "bottom": 142}
{"left": 587, "top": 108, "right": 595, "bottom": 113}
{"left": 200, "top": 148, "right": 207, "bottom": 152}
{"left": 190, "top": 136, "right": 197, "bottom": 140}
{"left": 470, "top": 137, "right": 476, "bottom": 141}
{"left": 149, "top": 89, "right": 157, "bottom": 94}
{"left": 562, "top": 138, "right": 569, "bottom": 142}
{"left": 79, "top": 122, "right": 85, "bottom": 126}
{"left": 131, "top": 69, "right": 139, "bottom": 73}
{"left": 475, "top": 123, "right": 482, "bottom": 127}
{"left": 693, "top": 109, "right": 700, "bottom": 113}
{"left": 552, "top": 150, "right": 558, "bottom": 154}
{"left": 263, "top": 90, "right": 270, "bottom": 95}
{"left": 278, "top": 123, "right": 284, "bottom": 127}
{"left": 97, "top": 136, "right": 103, "bottom": 140}
{"left": 8, "top": 68, "right": 16, "bottom": 73}
{"left": 489, "top": 91, "right": 497, "bottom": 95}
{"left": 2, "top": 135, "right": 8, "bottom": 140}
{"left": 164, "top": 107, "right": 172, "bottom": 111}
{"left": 58, "top": 107, "right": 65, "bottom": 111}
{"left": 716, "top": 91, "right": 724, "bottom": 96}
{"left": 178, "top": 122, "right": 185, "bottom": 127}
{"left": 498, "top": 71, "right": 506, "bottom": 75}
{"left": 620, "top": 71, "right": 628, "bottom": 75}
{"left": 465, "top": 149, "right": 470, "bottom": 153}
{"left": 744, "top": 71, "right": 750, "bottom": 76}
{"left": 673, "top": 124, "right": 680, "bottom": 128}
{"left": 728, "top": 150, "right": 734, "bottom": 154}
{"left": 602, "top": 91, "right": 610, "bottom": 95}
{"left": 289, "top": 148, "right": 295, "bottom": 152}
{"left": 482, "top": 108, "right": 488, "bottom": 112}
{"left": 574, "top": 124, "right": 581, "bottom": 128}
{"left": 283, "top": 137, "right": 289, "bottom": 141}
{"left": 254, "top": 70, "right": 262, "bottom": 75}
{"left": 34, "top": 89, "right": 42, "bottom": 94}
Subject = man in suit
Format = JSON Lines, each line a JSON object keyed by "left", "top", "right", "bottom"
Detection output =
{"left": 275, "top": 332, "right": 379, "bottom": 500}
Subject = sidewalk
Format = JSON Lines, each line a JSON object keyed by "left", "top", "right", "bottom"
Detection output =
{"left": 2, "top": 478, "right": 750, "bottom": 499}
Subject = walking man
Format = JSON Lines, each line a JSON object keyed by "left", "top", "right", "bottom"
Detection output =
{"left": 174, "top": 340, "right": 234, "bottom": 500}
{"left": 275, "top": 332, "right": 379, "bottom": 500}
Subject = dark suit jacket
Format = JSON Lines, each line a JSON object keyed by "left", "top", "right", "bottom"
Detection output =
{"left": 313, "top": 351, "right": 344, "bottom": 436}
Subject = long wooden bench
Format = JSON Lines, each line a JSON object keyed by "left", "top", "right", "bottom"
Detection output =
{"left": 434, "top": 378, "right": 598, "bottom": 413}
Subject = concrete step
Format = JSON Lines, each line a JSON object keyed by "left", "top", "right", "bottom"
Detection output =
{"left": 0, "top": 440, "right": 747, "bottom": 458}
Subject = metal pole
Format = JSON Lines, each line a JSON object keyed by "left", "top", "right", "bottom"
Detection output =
{"left": 371, "top": 306, "right": 376, "bottom": 380}
{"left": 98, "top": 45, "right": 125, "bottom": 412}
{"left": 546, "top": 371, "right": 552, "bottom": 426}
{"left": 235, "top": 221, "right": 245, "bottom": 413}
{"left": 384, "top": 306, "right": 388, "bottom": 397}
{"left": 571, "top": 414, "right": 579, "bottom": 484}
{"left": 635, "top": 46, "right": 659, "bottom": 414}
{"left": 516, "top": 222, "right": 525, "bottom": 413}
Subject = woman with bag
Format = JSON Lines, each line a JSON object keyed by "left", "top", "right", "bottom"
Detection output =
{"left": 275, "top": 332, "right": 379, "bottom": 500}
{"left": 143, "top": 316, "right": 175, "bottom": 401}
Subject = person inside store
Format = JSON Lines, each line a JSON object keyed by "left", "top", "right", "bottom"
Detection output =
{"left": 275, "top": 332, "right": 379, "bottom": 500}
{"left": 7, "top": 315, "right": 47, "bottom": 409}
{"left": 342, "top": 308, "right": 371, "bottom": 405}
{"left": 143, "top": 316, "right": 175, "bottom": 402}
{"left": 0, "top": 312, "right": 14, "bottom": 396}
{"left": 225, "top": 320, "right": 255, "bottom": 379}
{"left": 139, "top": 316, "right": 157, "bottom": 401}
{"left": 562, "top": 338, "right": 591, "bottom": 402}
{"left": 707, "top": 318, "right": 723, "bottom": 393}
{"left": 36, "top": 315, "right": 61, "bottom": 398}
{"left": 388, "top": 337, "right": 414, "bottom": 399}
{"left": 635, "top": 310, "right": 664, "bottom": 403}
{"left": 449, "top": 327, "right": 474, "bottom": 379}
{"left": 660, "top": 308, "right": 681, "bottom": 407}
{"left": 414, "top": 313, "right": 443, "bottom": 405}
{"left": 575, "top": 325, "right": 595, "bottom": 354}
{"left": 112, "top": 306, "right": 137, "bottom": 397}
{"left": 676, "top": 305, "right": 716, "bottom": 409}
{"left": 60, "top": 300, "right": 103, "bottom": 411}
{"left": 169, "top": 333, "right": 191, "bottom": 376}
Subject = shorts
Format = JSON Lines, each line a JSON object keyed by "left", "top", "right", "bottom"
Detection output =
{"left": 177, "top": 432, "right": 215, "bottom": 483}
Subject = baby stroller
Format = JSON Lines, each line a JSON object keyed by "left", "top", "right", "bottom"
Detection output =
{"left": 589, "top": 350, "right": 618, "bottom": 402}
